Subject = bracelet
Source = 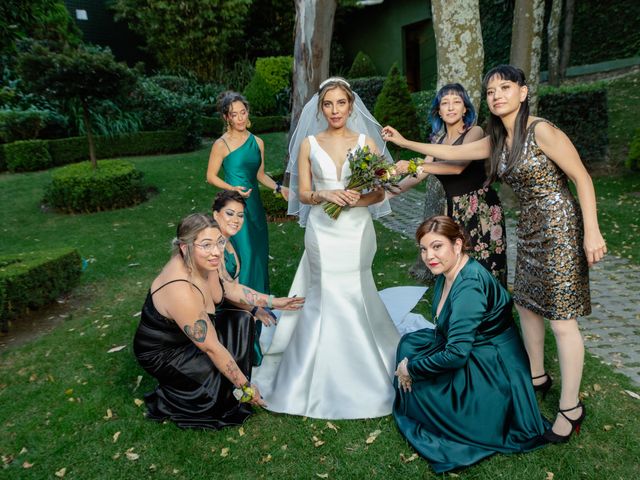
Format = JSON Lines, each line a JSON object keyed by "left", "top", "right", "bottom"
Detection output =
{"left": 250, "top": 306, "right": 258, "bottom": 316}
{"left": 267, "top": 294, "right": 274, "bottom": 309}
{"left": 274, "top": 181, "right": 282, "bottom": 194}
{"left": 310, "top": 191, "right": 320, "bottom": 205}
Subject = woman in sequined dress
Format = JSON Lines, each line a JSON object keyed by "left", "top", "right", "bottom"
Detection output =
{"left": 382, "top": 65, "right": 606, "bottom": 444}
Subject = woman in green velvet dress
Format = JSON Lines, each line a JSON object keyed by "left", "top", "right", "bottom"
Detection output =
{"left": 394, "top": 216, "right": 548, "bottom": 473}
{"left": 207, "top": 92, "right": 288, "bottom": 365}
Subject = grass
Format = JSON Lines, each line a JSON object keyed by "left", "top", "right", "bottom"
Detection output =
{"left": 1, "top": 134, "right": 640, "bottom": 479}
{"left": 602, "top": 70, "right": 640, "bottom": 164}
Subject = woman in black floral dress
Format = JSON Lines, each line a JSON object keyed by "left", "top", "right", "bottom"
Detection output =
{"left": 392, "top": 83, "right": 507, "bottom": 285}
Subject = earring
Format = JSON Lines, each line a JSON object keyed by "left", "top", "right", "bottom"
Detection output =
{"left": 226, "top": 121, "right": 232, "bottom": 133}
{"left": 246, "top": 118, "right": 252, "bottom": 129}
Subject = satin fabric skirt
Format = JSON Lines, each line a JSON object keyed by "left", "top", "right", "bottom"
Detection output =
{"left": 253, "top": 205, "right": 400, "bottom": 419}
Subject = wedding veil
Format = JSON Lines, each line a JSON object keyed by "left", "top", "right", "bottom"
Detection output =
{"left": 286, "top": 78, "right": 393, "bottom": 227}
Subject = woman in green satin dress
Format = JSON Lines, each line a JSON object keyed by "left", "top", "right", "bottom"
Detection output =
{"left": 207, "top": 92, "right": 288, "bottom": 365}
{"left": 394, "top": 216, "right": 548, "bottom": 473}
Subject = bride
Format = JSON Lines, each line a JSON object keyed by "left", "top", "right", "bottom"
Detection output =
{"left": 252, "top": 77, "right": 400, "bottom": 419}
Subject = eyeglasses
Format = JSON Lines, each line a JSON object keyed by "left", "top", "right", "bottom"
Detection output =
{"left": 193, "top": 238, "right": 227, "bottom": 253}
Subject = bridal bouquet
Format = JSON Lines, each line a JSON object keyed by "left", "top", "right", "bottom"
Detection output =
{"left": 323, "top": 145, "right": 399, "bottom": 220}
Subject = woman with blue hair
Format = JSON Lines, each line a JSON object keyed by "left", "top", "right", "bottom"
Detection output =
{"left": 392, "top": 83, "right": 507, "bottom": 284}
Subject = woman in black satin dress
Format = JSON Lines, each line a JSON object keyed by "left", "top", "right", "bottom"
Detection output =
{"left": 133, "top": 213, "right": 303, "bottom": 430}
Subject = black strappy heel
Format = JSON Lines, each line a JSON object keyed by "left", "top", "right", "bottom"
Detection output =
{"left": 543, "top": 402, "right": 586, "bottom": 443}
{"left": 532, "top": 373, "right": 553, "bottom": 399}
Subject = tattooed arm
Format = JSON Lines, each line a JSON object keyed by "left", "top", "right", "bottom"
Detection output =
{"left": 222, "top": 281, "right": 305, "bottom": 311}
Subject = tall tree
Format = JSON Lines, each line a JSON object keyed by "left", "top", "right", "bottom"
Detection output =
{"left": 430, "top": 0, "right": 485, "bottom": 112}
{"left": 547, "top": 0, "right": 563, "bottom": 86}
{"left": 289, "top": 0, "right": 338, "bottom": 139}
{"left": 559, "top": 0, "right": 576, "bottom": 80}
{"left": 510, "top": 0, "right": 545, "bottom": 113}
{"left": 113, "top": 0, "right": 251, "bottom": 80}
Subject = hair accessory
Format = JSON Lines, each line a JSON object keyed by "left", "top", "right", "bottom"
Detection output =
{"left": 319, "top": 77, "right": 351, "bottom": 90}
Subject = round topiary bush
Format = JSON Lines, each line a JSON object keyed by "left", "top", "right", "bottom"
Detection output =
{"left": 243, "top": 72, "right": 277, "bottom": 116}
{"left": 43, "top": 159, "right": 148, "bottom": 213}
{"left": 348, "top": 51, "right": 378, "bottom": 78}
{"left": 374, "top": 64, "right": 420, "bottom": 146}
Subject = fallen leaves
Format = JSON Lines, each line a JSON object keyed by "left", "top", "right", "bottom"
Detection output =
{"left": 316, "top": 474, "right": 329, "bottom": 479}
{"left": 238, "top": 427, "right": 245, "bottom": 436}
{"left": 365, "top": 429, "right": 382, "bottom": 444}
{"left": 125, "top": 448, "right": 139, "bottom": 461}
{"left": 107, "top": 345, "right": 126, "bottom": 353}
{"left": 312, "top": 435, "right": 325, "bottom": 447}
{"left": 260, "top": 454, "right": 272, "bottom": 463}
{"left": 624, "top": 389, "right": 640, "bottom": 400}
{"left": 55, "top": 467, "right": 67, "bottom": 477}
{"left": 400, "top": 453, "right": 418, "bottom": 463}
{"left": 326, "top": 421, "right": 339, "bottom": 433}
{"left": 113, "top": 431, "right": 121, "bottom": 443}
{"left": 220, "top": 447, "right": 230, "bottom": 457}
{"left": 22, "top": 461, "right": 34, "bottom": 468}
{"left": 545, "top": 471, "right": 555, "bottom": 480}
{"left": 134, "top": 398, "right": 144, "bottom": 407}
{"left": 103, "top": 409, "right": 114, "bottom": 420}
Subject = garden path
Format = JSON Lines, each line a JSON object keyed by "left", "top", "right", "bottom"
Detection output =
{"left": 379, "top": 189, "right": 640, "bottom": 386}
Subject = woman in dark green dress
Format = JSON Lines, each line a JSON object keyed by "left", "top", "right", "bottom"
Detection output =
{"left": 393, "top": 216, "right": 547, "bottom": 473}
{"left": 207, "top": 92, "right": 288, "bottom": 365}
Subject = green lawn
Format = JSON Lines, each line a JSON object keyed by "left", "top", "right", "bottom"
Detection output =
{"left": 1, "top": 136, "right": 639, "bottom": 479}
{"left": 603, "top": 70, "right": 640, "bottom": 165}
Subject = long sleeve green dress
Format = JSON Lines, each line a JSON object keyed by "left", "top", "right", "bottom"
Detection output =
{"left": 393, "top": 258, "right": 548, "bottom": 473}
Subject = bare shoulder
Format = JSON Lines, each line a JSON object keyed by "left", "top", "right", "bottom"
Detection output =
{"left": 464, "top": 126, "right": 484, "bottom": 143}
{"left": 533, "top": 117, "right": 564, "bottom": 143}
{"left": 253, "top": 134, "right": 264, "bottom": 148}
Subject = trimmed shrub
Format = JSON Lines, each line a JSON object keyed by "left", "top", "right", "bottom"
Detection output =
{"left": 43, "top": 160, "right": 148, "bottom": 213}
{"left": 411, "top": 89, "right": 437, "bottom": 141}
{"left": 538, "top": 83, "right": 608, "bottom": 166}
{"left": 244, "top": 72, "right": 277, "bottom": 116}
{"left": 626, "top": 128, "right": 640, "bottom": 171}
{"left": 349, "top": 76, "right": 385, "bottom": 112}
{"left": 348, "top": 51, "right": 378, "bottom": 78}
{"left": 258, "top": 171, "right": 290, "bottom": 220}
{"left": 374, "top": 65, "right": 420, "bottom": 143}
{"left": 4, "top": 139, "right": 51, "bottom": 172}
{"left": 0, "top": 109, "right": 69, "bottom": 144}
{"left": 202, "top": 116, "right": 225, "bottom": 136}
{"left": 0, "top": 248, "right": 82, "bottom": 333}
{"left": 255, "top": 56, "right": 293, "bottom": 94}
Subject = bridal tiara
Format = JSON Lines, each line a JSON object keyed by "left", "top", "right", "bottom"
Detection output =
{"left": 319, "top": 77, "right": 351, "bottom": 90}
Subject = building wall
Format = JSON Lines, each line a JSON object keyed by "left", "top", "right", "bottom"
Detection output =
{"left": 339, "top": 0, "right": 436, "bottom": 90}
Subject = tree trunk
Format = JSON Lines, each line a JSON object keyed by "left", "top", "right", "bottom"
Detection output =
{"left": 289, "top": 0, "right": 337, "bottom": 143}
{"left": 430, "top": 0, "right": 484, "bottom": 113}
{"left": 560, "top": 0, "right": 575, "bottom": 80}
{"left": 81, "top": 100, "right": 97, "bottom": 169}
{"left": 510, "top": 0, "right": 545, "bottom": 114}
{"left": 547, "top": 0, "right": 563, "bottom": 86}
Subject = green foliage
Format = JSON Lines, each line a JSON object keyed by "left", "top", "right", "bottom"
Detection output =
{"left": 374, "top": 65, "right": 420, "bottom": 142}
{"left": 202, "top": 115, "right": 288, "bottom": 136}
{"left": 43, "top": 160, "right": 148, "bottom": 213}
{"left": 0, "top": 0, "right": 80, "bottom": 56}
{"left": 233, "top": 0, "right": 295, "bottom": 60}
{"left": 3, "top": 139, "right": 51, "bottom": 172}
{"left": 130, "top": 79, "right": 204, "bottom": 150}
{"left": 626, "top": 128, "right": 640, "bottom": 170}
{"left": 243, "top": 73, "right": 277, "bottom": 116}
{"left": 0, "top": 248, "right": 81, "bottom": 332}
{"left": 0, "top": 109, "right": 53, "bottom": 143}
{"left": 411, "top": 89, "right": 437, "bottom": 141}
{"left": 348, "top": 51, "right": 378, "bottom": 78}
{"left": 348, "top": 76, "right": 386, "bottom": 112}
{"left": 538, "top": 83, "right": 609, "bottom": 166}
{"left": 255, "top": 56, "right": 293, "bottom": 93}
{"left": 113, "top": 0, "right": 251, "bottom": 80}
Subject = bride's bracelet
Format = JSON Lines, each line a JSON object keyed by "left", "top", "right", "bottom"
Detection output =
{"left": 310, "top": 191, "right": 321, "bottom": 205}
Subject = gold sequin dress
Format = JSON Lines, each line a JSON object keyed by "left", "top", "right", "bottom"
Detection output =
{"left": 499, "top": 119, "right": 590, "bottom": 320}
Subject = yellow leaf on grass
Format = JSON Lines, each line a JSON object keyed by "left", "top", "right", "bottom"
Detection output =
{"left": 64, "top": 388, "right": 73, "bottom": 395}
{"left": 112, "top": 453, "right": 120, "bottom": 460}
{"left": 238, "top": 427, "right": 245, "bottom": 436}
{"left": 400, "top": 453, "right": 418, "bottom": 463}
{"left": 107, "top": 345, "right": 126, "bottom": 353}
{"left": 134, "top": 398, "right": 144, "bottom": 407}
{"left": 260, "top": 454, "right": 272, "bottom": 463}
{"left": 19, "top": 447, "right": 28, "bottom": 454}
{"left": 593, "top": 384, "right": 602, "bottom": 392}
{"left": 316, "top": 474, "right": 329, "bottom": 479}
{"left": 326, "top": 421, "right": 339, "bottom": 433}
{"left": 545, "top": 472, "right": 554, "bottom": 480}
{"left": 23, "top": 461, "right": 34, "bottom": 468}
{"left": 55, "top": 467, "right": 67, "bottom": 477}
{"left": 113, "top": 431, "right": 121, "bottom": 443}
{"left": 312, "top": 435, "right": 325, "bottom": 447}
{"left": 125, "top": 451, "right": 139, "bottom": 461}
{"left": 365, "top": 429, "right": 382, "bottom": 444}
{"left": 220, "top": 447, "right": 230, "bottom": 457}
{"left": 103, "top": 409, "right": 113, "bottom": 420}
{"left": 603, "top": 424, "right": 614, "bottom": 431}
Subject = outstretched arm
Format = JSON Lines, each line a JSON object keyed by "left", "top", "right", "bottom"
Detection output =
{"left": 223, "top": 280, "right": 305, "bottom": 311}
{"left": 534, "top": 122, "right": 607, "bottom": 266}
{"left": 382, "top": 125, "right": 491, "bottom": 163}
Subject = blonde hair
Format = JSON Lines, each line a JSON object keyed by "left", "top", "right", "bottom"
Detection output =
{"left": 171, "top": 213, "right": 218, "bottom": 273}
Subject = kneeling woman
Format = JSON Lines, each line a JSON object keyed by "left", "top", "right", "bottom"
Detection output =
{"left": 394, "top": 216, "right": 547, "bottom": 472}
{"left": 133, "top": 213, "right": 303, "bottom": 430}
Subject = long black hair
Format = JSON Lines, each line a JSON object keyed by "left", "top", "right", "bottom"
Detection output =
{"left": 482, "top": 65, "right": 530, "bottom": 185}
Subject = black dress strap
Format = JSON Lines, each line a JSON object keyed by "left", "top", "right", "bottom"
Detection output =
{"left": 151, "top": 279, "right": 205, "bottom": 304}
{"left": 221, "top": 137, "right": 232, "bottom": 153}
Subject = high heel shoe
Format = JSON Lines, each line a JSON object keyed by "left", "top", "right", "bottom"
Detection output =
{"left": 532, "top": 373, "right": 553, "bottom": 399}
{"left": 543, "top": 402, "right": 586, "bottom": 443}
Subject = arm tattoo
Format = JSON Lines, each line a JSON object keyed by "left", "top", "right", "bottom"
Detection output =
{"left": 183, "top": 316, "right": 208, "bottom": 343}
{"left": 241, "top": 287, "right": 261, "bottom": 306}
{"left": 224, "top": 359, "right": 243, "bottom": 385}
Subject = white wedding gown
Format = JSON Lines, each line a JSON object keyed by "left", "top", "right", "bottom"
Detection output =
{"left": 252, "top": 134, "right": 402, "bottom": 419}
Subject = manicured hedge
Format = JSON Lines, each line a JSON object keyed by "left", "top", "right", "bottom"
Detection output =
{"left": 43, "top": 160, "right": 147, "bottom": 213}
{"left": 349, "top": 76, "right": 386, "bottom": 112}
{"left": 626, "top": 127, "right": 640, "bottom": 170}
{"left": 1, "top": 130, "right": 190, "bottom": 173}
{"left": 202, "top": 116, "right": 289, "bottom": 136}
{"left": 0, "top": 248, "right": 82, "bottom": 332}
{"left": 538, "top": 83, "right": 608, "bottom": 165}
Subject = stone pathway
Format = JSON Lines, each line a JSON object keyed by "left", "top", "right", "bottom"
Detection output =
{"left": 378, "top": 189, "right": 640, "bottom": 385}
